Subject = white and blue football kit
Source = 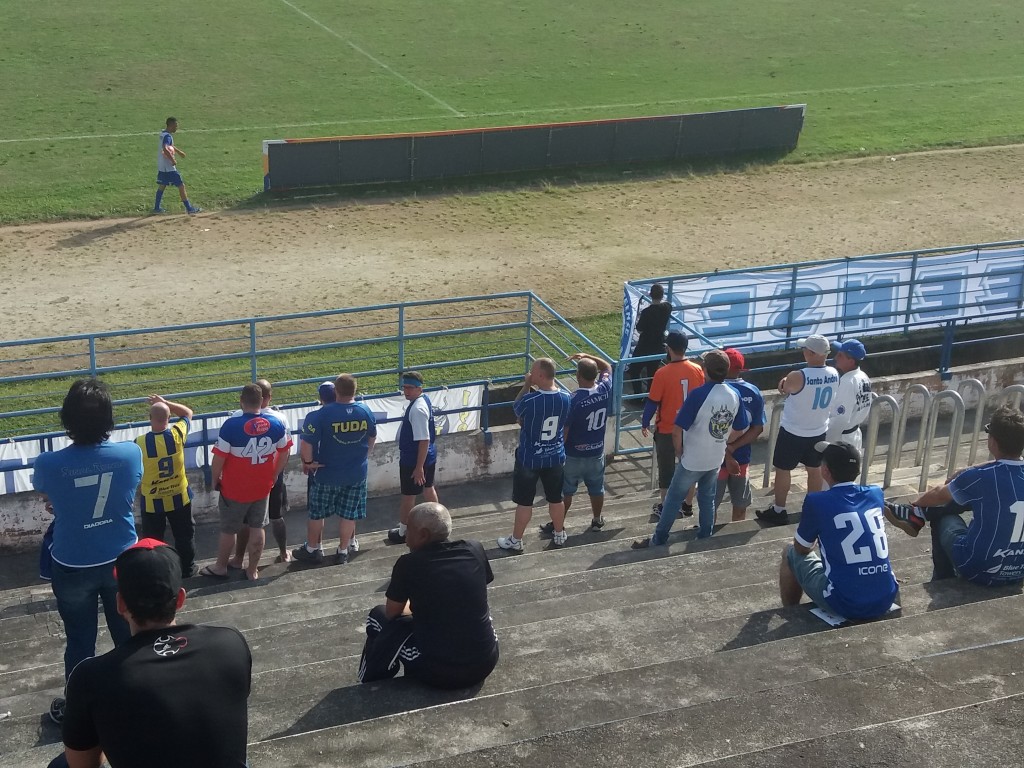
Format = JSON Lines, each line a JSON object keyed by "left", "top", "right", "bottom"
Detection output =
{"left": 156, "top": 130, "right": 183, "bottom": 186}
{"left": 795, "top": 483, "right": 898, "bottom": 619}
{"left": 948, "top": 460, "right": 1024, "bottom": 585}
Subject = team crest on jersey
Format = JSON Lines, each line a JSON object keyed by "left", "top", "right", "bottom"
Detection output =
{"left": 708, "top": 405, "right": 733, "bottom": 439}
{"left": 152, "top": 634, "right": 188, "bottom": 657}
{"left": 244, "top": 417, "right": 271, "bottom": 436}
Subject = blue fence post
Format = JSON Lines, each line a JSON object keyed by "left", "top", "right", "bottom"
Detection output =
{"left": 524, "top": 295, "right": 534, "bottom": 375}
{"left": 481, "top": 382, "right": 492, "bottom": 446}
{"left": 904, "top": 253, "right": 918, "bottom": 335}
{"left": 88, "top": 337, "right": 97, "bottom": 377}
{"left": 248, "top": 321, "right": 258, "bottom": 382}
{"left": 201, "top": 417, "right": 212, "bottom": 488}
{"left": 612, "top": 359, "right": 625, "bottom": 453}
{"left": 397, "top": 304, "right": 406, "bottom": 385}
{"left": 785, "top": 264, "right": 799, "bottom": 348}
{"left": 939, "top": 320, "right": 955, "bottom": 381}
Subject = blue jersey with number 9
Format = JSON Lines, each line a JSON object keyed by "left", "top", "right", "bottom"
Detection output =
{"left": 514, "top": 389, "right": 572, "bottom": 469}
{"left": 795, "top": 483, "right": 898, "bottom": 619}
{"left": 33, "top": 441, "right": 142, "bottom": 568}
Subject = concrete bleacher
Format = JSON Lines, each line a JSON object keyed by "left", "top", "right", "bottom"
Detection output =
{"left": 1, "top": 457, "right": 1022, "bottom": 767}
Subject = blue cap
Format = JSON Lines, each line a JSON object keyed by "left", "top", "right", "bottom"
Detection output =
{"left": 318, "top": 381, "right": 336, "bottom": 403}
{"left": 833, "top": 339, "right": 867, "bottom": 361}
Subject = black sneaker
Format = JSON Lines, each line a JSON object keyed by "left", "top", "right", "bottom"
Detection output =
{"left": 652, "top": 502, "right": 663, "bottom": 519}
{"left": 884, "top": 503, "right": 925, "bottom": 538}
{"left": 589, "top": 516, "right": 605, "bottom": 530}
{"left": 292, "top": 545, "right": 324, "bottom": 564}
{"left": 49, "top": 696, "right": 65, "bottom": 725}
{"left": 680, "top": 502, "right": 694, "bottom": 518}
{"left": 387, "top": 527, "right": 406, "bottom": 544}
{"left": 184, "top": 563, "right": 200, "bottom": 578}
{"left": 756, "top": 505, "right": 789, "bottom": 526}
{"left": 336, "top": 549, "right": 350, "bottom": 565}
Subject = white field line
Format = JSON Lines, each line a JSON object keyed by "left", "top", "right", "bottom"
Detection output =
{"left": 4, "top": 72, "right": 1024, "bottom": 145}
{"left": 275, "top": 0, "right": 463, "bottom": 117}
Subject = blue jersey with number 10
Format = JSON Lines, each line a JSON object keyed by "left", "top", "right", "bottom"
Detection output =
{"left": 796, "top": 483, "right": 898, "bottom": 619}
{"left": 514, "top": 389, "right": 572, "bottom": 469}
{"left": 566, "top": 373, "right": 612, "bottom": 459}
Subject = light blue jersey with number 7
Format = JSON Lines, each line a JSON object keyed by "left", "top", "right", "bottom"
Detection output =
{"left": 33, "top": 441, "right": 142, "bottom": 567}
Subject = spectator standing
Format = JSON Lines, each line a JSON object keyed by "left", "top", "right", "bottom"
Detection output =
{"left": 293, "top": 374, "right": 377, "bottom": 565}
{"left": 388, "top": 371, "right": 440, "bottom": 545}
{"left": 886, "top": 405, "right": 1024, "bottom": 585}
{"left": 135, "top": 394, "right": 197, "bottom": 576}
{"left": 634, "top": 350, "right": 748, "bottom": 547}
{"left": 641, "top": 331, "right": 704, "bottom": 519}
{"left": 48, "top": 539, "right": 251, "bottom": 768}
{"left": 359, "top": 503, "right": 498, "bottom": 689}
{"left": 541, "top": 353, "right": 613, "bottom": 533}
{"left": 497, "top": 358, "right": 572, "bottom": 551}
{"left": 627, "top": 283, "right": 671, "bottom": 396}
{"left": 203, "top": 384, "right": 291, "bottom": 581}
{"left": 780, "top": 442, "right": 898, "bottom": 619}
{"left": 826, "top": 339, "right": 872, "bottom": 452}
{"left": 717, "top": 349, "right": 766, "bottom": 521}
{"left": 32, "top": 379, "right": 143, "bottom": 725}
{"left": 757, "top": 335, "right": 839, "bottom": 525}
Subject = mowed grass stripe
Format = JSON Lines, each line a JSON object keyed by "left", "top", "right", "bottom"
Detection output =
{"left": 2, "top": 1, "right": 1024, "bottom": 221}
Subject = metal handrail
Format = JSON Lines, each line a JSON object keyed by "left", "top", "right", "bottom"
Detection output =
{"left": 861, "top": 394, "right": 900, "bottom": 488}
{"left": 994, "top": 384, "right": 1024, "bottom": 410}
{"left": 956, "top": 378, "right": 987, "bottom": 466}
{"left": 919, "top": 390, "right": 966, "bottom": 492}
{"left": 761, "top": 404, "right": 784, "bottom": 488}
{"left": 895, "top": 384, "right": 933, "bottom": 468}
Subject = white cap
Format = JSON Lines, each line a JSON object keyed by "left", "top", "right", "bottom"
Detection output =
{"left": 796, "top": 334, "right": 831, "bottom": 356}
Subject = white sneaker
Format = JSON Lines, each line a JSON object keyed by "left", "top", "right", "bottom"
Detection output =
{"left": 349, "top": 536, "right": 360, "bottom": 553}
{"left": 552, "top": 529, "right": 568, "bottom": 547}
{"left": 497, "top": 535, "right": 523, "bottom": 552}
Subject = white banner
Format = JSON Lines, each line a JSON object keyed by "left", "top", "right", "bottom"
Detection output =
{"left": 621, "top": 246, "right": 1024, "bottom": 357}
{"left": 0, "top": 385, "right": 483, "bottom": 496}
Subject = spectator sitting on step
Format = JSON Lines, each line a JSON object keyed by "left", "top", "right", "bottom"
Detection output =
{"left": 48, "top": 539, "right": 251, "bottom": 768}
{"left": 359, "top": 502, "right": 499, "bottom": 689}
{"left": 885, "top": 405, "right": 1024, "bottom": 586}
{"left": 779, "top": 442, "right": 899, "bottom": 620}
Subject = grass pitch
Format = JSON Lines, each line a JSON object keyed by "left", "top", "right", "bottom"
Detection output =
{"left": 2, "top": 0, "right": 1024, "bottom": 222}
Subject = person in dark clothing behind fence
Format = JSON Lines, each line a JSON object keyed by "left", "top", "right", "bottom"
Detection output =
{"left": 627, "top": 283, "right": 671, "bottom": 396}
{"left": 358, "top": 503, "right": 499, "bottom": 689}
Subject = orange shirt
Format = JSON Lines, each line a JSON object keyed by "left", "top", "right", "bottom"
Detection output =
{"left": 648, "top": 359, "right": 705, "bottom": 433}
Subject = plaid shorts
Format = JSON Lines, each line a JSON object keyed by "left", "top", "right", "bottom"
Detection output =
{"left": 308, "top": 479, "right": 367, "bottom": 521}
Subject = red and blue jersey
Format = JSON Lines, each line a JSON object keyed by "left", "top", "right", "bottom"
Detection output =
{"left": 949, "top": 460, "right": 1024, "bottom": 585}
{"left": 796, "top": 483, "right": 899, "bottom": 619}
{"left": 565, "top": 373, "right": 612, "bottom": 459}
{"left": 213, "top": 412, "right": 291, "bottom": 502}
{"left": 514, "top": 389, "right": 572, "bottom": 469}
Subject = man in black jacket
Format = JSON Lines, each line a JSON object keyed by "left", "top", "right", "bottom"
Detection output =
{"left": 628, "top": 283, "right": 671, "bottom": 396}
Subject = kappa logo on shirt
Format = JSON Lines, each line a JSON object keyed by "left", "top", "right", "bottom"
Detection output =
{"left": 152, "top": 635, "right": 188, "bottom": 657}
{"left": 243, "top": 417, "right": 271, "bottom": 437}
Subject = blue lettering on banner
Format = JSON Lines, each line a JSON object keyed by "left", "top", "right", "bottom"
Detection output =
{"left": 842, "top": 275, "right": 899, "bottom": 330}
{"left": 699, "top": 288, "right": 755, "bottom": 344}
{"left": 980, "top": 266, "right": 1024, "bottom": 313}
{"left": 767, "top": 282, "right": 825, "bottom": 339}
{"left": 913, "top": 269, "right": 965, "bottom": 321}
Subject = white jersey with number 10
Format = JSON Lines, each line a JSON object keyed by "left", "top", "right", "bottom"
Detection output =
{"left": 780, "top": 365, "right": 840, "bottom": 437}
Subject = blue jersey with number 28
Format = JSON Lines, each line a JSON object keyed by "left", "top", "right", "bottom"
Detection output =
{"left": 796, "top": 482, "right": 898, "bottom": 619}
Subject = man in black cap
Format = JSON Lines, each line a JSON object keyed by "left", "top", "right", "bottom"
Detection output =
{"left": 49, "top": 539, "right": 252, "bottom": 768}
{"left": 779, "top": 442, "right": 898, "bottom": 620}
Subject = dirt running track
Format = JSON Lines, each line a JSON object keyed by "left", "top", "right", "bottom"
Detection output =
{"left": 2, "top": 145, "right": 1023, "bottom": 341}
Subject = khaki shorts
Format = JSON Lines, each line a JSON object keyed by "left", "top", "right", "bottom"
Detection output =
{"left": 218, "top": 494, "right": 270, "bottom": 534}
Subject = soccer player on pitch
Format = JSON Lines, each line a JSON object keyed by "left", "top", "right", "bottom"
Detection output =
{"left": 154, "top": 117, "right": 201, "bottom": 215}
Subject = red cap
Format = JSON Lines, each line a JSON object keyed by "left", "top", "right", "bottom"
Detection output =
{"left": 724, "top": 348, "right": 746, "bottom": 374}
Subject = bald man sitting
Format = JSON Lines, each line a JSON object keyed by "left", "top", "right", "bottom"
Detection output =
{"left": 134, "top": 395, "right": 197, "bottom": 576}
{"left": 358, "top": 503, "right": 499, "bottom": 689}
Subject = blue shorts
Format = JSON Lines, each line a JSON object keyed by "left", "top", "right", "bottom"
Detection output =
{"left": 562, "top": 455, "right": 605, "bottom": 496}
{"left": 773, "top": 427, "right": 825, "bottom": 470}
{"left": 157, "top": 170, "right": 184, "bottom": 187}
